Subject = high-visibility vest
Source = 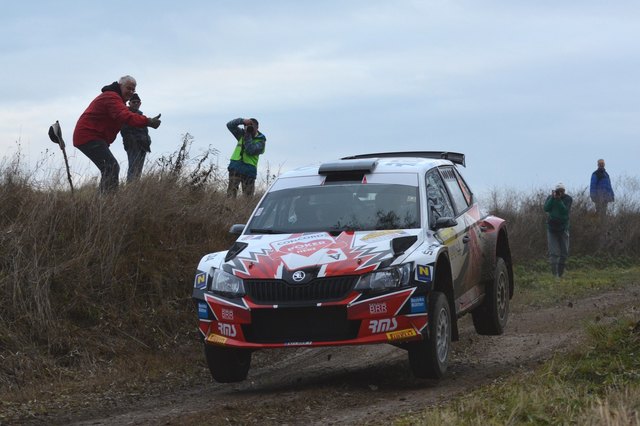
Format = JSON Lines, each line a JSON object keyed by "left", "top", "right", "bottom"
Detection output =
{"left": 230, "top": 134, "right": 265, "bottom": 167}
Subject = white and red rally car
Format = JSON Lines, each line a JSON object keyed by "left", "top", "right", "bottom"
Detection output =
{"left": 192, "top": 152, "right": 513, "bottom": 383}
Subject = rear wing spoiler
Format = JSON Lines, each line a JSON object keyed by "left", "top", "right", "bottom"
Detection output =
{"left": 341, "top": 151, "right": 465, "bottom": 167}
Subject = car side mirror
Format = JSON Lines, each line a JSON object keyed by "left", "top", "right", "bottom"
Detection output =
{"left": 432, "top": 217, "right": 457, "bottom": 230}
{"left": 229, "top": 224, "right": 246, "bottom": 235}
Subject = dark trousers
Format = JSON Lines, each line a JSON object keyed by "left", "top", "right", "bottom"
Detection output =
{"left": 595, "top": 200, "right": 609, "bottom": 219}
{"left": 227, "top": 169, "right": 255, "bottom": 197}
{"left": 547, "top": 229, "right": 569, "bottom": 277}
{"left": 77, "top": 140, "right": 120, "bottom": 193}
{"left": 126, "top": 145, "right": 147, "bottom": 183}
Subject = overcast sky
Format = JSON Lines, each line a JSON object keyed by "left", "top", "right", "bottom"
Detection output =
{"left": 1, "top": 1, "right": 639, "bottom": 196}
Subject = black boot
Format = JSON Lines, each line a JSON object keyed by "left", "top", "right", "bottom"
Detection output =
{"left": 550, "top": 263, "right": 558, "bottom": 277}
{"left": 558, "top": 263, "right": 565, "bottom": 278}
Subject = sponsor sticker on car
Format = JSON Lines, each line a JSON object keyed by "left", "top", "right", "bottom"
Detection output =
{"left": 206, "top": 333, "right": 228, "bottom": 345}
{"left": 361, "top": 230, "right": 407, "bottom": 242}
{"left": 416, "top": 265, "right": 432, "bottom": 282}
{"left": 369, "top": 302, "right": 388, "bottom": 314}
{"left": 221, "top": 308, "right": 234, "bottom": 320}
{"left": 198, "top": 302, "right": 209, "bottom": 319}
{"left": 194, "top": 272, "right": 207, "bottom": 289}
{"left": 368, "top": 318, "right": 398, "bottom": 333}
{"left": 386, "top": 328, "right": 418, "bottom": 341}
{"left": 410, "top": 295, "right": 426, "bottom": 313}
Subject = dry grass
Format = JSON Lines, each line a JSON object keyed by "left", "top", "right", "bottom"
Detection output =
{"left": 397, "top": 317, "right": 640, "bottom": 426}
{"left": 483, "top": 180, "right": 640, "bottom": 263}
{"left": 0, "top": 141, "right": 258, "bottom": 392}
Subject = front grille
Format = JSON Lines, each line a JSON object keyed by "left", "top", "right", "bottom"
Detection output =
{"left": 244, "top": 276, "right": 358, "bottom": 304}
{"left": 242, "top": 306, "right": 360, "bottom": 343}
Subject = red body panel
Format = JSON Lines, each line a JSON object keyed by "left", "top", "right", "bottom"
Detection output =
{"left": 199, "top": 287, "right": 427, "bottom": 349}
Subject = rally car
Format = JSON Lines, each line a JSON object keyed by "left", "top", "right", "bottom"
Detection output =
{"left": 192, "top": 151, "right": 513, "bottom": 383}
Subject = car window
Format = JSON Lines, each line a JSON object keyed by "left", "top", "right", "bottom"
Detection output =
{"left": 247, "top": 183, "right": 420, "bottom": 233}
{"left": 440, "top": 167, "right": 469, "bottom": 214}
{"left": 425, "top": 169, "right": 455, "bottom": 228}
{"left": 454, "top": 168, "right": 473, "bottom": 206}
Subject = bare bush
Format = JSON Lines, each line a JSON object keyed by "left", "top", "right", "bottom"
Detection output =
{"left": 154, "top": 132, "right": 224, "bottom": 190}
{"left": 0, "top": 143, "right": 256, "bottom": 389}
{"left": 483, "top": 180, "right": 640, "bottom": 263}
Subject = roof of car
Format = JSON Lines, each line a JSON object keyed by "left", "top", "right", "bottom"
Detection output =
{"left": 341, "top": 151, "right": 465, "bottom": 166}
{"left": 282, "top": 151, "right": 464, "bottom": 179}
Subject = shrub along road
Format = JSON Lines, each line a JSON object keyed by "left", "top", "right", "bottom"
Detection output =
{"left": 6, "top": 283, "right": 639, "bottom": 425}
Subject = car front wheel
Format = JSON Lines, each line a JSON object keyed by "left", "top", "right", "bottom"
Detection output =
{"left": 204, "top": 344, "right": 251, "bottom": 383}
{"left": 408, "top": 291, "right": 451, "bottom": 379}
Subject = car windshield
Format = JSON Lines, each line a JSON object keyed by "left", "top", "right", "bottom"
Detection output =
{"left": 247, "top": 183, "right": 420, "bottom": 234}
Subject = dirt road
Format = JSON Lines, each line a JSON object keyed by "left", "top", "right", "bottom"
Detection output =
{"left": 17, "top": 285, "right": 640, "bottom": 425}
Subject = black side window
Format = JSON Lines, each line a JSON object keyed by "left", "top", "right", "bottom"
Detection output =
{"left": 425, "top": 170, "right": 455, "bottom": 228}
{"left": 440, "top": 167, "right": 469, "bottom": 214}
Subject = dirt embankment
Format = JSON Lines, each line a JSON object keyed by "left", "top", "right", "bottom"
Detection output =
{"left": 12, "top": 285, "right": 640, "bottom": 425}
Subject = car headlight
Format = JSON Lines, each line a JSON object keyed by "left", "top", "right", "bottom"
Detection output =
{"left": 355, "top": 263, "right": 412, "bottom": 291}
{"left": 210, "top": 268, "right": 245, "bottom": 296}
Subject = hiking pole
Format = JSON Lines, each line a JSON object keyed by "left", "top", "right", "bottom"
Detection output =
{"left": 48, "top": 120, "right": 74, "bottom": 194}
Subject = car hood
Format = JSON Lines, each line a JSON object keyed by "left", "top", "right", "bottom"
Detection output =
{"left": 217, "top": 230, "right": 422, "bottom": 280}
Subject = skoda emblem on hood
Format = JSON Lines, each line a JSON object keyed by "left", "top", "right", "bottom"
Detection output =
{"left": 292, "top": 271, "right": 306, "bottom": 282}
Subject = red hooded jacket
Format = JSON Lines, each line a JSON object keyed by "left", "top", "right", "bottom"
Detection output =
{"left": 73, "top": 83, "right": 149, "bottom": 147}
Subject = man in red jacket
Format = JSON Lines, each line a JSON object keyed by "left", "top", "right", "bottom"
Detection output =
{"left": 73, "top": 75, "right": 161, "bottom": 193}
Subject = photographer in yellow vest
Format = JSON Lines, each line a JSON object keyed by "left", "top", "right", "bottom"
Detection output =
{"left": 226, "top": 117, "right": 266, "bottom": 197}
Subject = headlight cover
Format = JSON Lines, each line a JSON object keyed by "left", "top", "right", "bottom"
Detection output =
{"left": 210, "top": 268, "right": 245, "bottom": 296}
{"left": 355, "top": 263, "right": 412, "bottom": 291}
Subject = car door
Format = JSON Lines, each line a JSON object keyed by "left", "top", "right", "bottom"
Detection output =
{"left": 425, "top": 169, "right": 469, "bottom": 296}
{"left": 438, "top": 166, "right": 483, "bottom": 311}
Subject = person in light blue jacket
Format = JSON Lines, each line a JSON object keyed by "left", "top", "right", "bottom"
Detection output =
{"left": 590, "top": 159, "right": 614, "bottom": 218}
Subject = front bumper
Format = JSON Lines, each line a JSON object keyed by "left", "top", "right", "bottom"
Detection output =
{"left": 193, "top": 286, "right": 428, "bottom": 349}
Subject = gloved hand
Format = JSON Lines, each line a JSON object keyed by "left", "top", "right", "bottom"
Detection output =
{"left": 147, "top": 114, "right": 162, "bottom": 129}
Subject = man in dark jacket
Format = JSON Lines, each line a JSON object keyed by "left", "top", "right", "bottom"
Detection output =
{"left": 543, "top": 182, "right": 573, "bottom": 278}
{"left": 226, "top": 117, "right": 266, "bottom": 197}
{"left": 73, "top": 75, "right": 161, "bottom": 193}
{"left": 590, "top": 159, "right": 614, "bottom": 218}
{"left": 121, "top": 93, "right": 153, "bottom": 182}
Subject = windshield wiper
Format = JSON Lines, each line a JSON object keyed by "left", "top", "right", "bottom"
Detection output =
{"left": 248, "top": 228, "right": 285, "bottom": 234}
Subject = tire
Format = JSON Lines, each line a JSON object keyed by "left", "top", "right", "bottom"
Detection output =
{"left": 204, "top": 344, "right": 251, "bottom": 383}
{"left": 408, "top": 291, "right": 451, "bottom": 379}
{"left": 472, "top": 256, "right": 510, "bottom": 335}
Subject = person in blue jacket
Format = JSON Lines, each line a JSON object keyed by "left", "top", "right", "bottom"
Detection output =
{"left": 121, "top": 93, "right": 153, "bottom": 183}
{"left": 590, "top": 159, "right": 614, "bottom": 218}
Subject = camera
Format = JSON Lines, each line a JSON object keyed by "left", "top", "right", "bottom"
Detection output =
{"left": 245, "top": 125, "right": 254, "bottom": 135}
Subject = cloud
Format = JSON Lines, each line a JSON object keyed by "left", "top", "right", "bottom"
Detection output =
{"left": 1, "top": 1, "right": 639, "bottom": 194}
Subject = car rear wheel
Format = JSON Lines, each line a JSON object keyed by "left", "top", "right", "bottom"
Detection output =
{"left": 204, "top": 344, "right": 251, "bottom": 383}
{"left": 408, "top": 291, "right": 451, "bottom": 379}
{"left": 472, "top": 256, "right": 510, "bottom": 335}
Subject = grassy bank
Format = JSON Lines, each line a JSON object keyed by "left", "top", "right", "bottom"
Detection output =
{"left": 512, "top": 258, "right": 640, "bottom": 307}
{"left": 394, "top": 263, "right": 640, "bottom": 425}
{"left": 397, "top": 315, "right": 640, "bottom": 425}
{"left": 0, "top": 146, "right": 256, "bottom": 392}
